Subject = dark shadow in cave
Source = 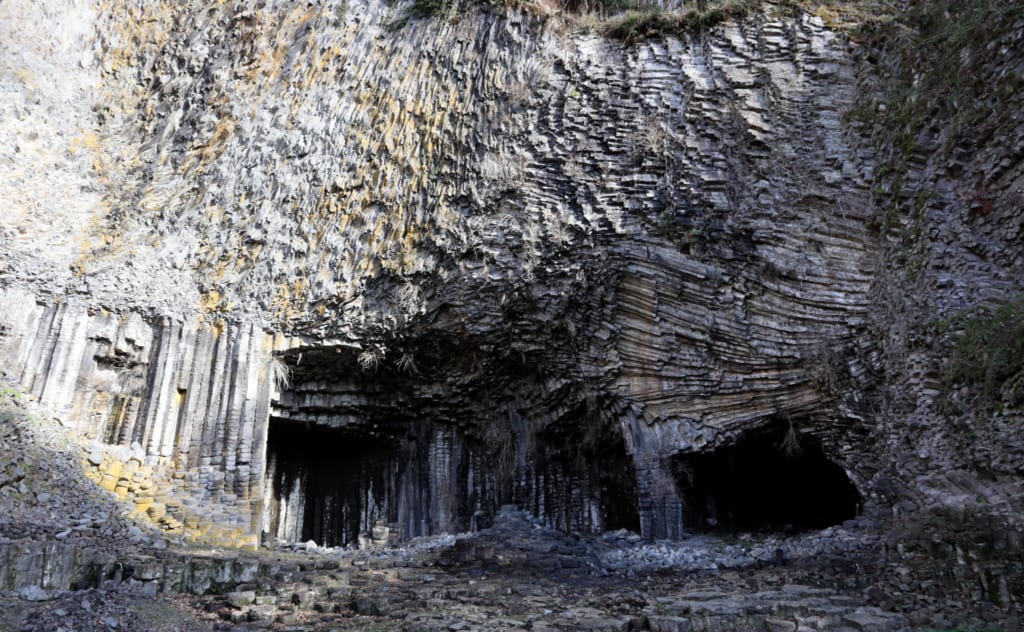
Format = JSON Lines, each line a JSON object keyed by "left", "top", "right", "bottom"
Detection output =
{"left": 263, "top": 348, "right": 643, "bottom": 542}
{"left": 672, "top": 422, "right": 861, "bottom": 533}
{"left": 527, "top": 406, "right": 642, "bottom": 534}
{"left": 265, "top": 420, "right": 399, "bottom": 548}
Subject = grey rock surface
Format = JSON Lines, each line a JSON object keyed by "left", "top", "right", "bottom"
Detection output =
{"left": 0, "top": 0, "right": 1022, "bottom": 626}
{"left": 0, "top": 0, "right": 882, "bottom": 543}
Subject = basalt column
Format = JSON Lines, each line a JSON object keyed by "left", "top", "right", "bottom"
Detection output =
{"left": 261, "top": 346, "right": 643, "bottom": 544}
{"left": 0, "top": 288, "right": 279, "bottom": 542}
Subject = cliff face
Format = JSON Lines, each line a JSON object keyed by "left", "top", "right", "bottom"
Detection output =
{"left": 0, "top": 0, "right": 1021, "bottom": 554}
{"left": 856, "top": 2, "right": 1024, "bottom": 520}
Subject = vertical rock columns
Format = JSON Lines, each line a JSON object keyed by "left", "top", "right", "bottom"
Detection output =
{"left": 0, "top": 288, "right": 276, "bottom": 548}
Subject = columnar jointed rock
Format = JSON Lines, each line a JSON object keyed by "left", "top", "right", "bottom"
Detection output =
{"left": 0, "top": 0, "right": 1021, "bottom": 569}
{"left": 0, "top": 0, "right": 880, "bottom": 543}
{"left": 0, "top": 287, "right": 278, "bottom": 547}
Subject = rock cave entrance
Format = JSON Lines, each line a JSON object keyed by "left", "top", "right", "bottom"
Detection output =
{"left": 259, "top": 346, "right": 645, "bottom": 545}
{"left": 261, "top": 412, "right": 644, "bottom": 547}
{"left": 525, "top": 410, "right": 641, "bottom": 535}
{"left": 263, "top": 421, "right": 401, "bottom": 548}
{"left": 673, "top": 422, "right": 861, "bottom": 533}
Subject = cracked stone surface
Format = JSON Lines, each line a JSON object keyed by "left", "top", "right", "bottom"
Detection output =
{"left": 0, "top": 0, "right": 1023, "bottom": 628}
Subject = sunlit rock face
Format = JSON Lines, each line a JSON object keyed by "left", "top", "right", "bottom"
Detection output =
{"left": 1, "top": 0, "right": 1018, "bottom": 547}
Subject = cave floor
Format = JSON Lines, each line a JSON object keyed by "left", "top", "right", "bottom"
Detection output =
{"left": 4, "top": 506, "right": 1017, "bottom": 632}
{"left": 1, "top": 389, "right": 1018, "bottom": 631}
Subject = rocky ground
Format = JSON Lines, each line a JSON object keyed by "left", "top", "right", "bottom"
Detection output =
{"left": 0, "top": 375, "right": 171, "bottom": 550}
{"left": 1, "top": 378, "right": 1020, "bottom": 631}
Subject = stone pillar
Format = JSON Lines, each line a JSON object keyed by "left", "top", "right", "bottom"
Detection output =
{"left": 634, "top": 457, "right": 684, "bottom": 541}
{"left": 0, "top": 290, "right": 278, "bottom": 547}
{"left": 620, "top": 410, "right": 685, "bottom": 540}
{"left": 428, "top": 425, "right": 461, "bottom": 534}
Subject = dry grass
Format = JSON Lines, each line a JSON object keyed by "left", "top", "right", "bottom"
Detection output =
{"left": 806, "top": 341, "right": 848, "bottom": 396}
{"left": 358, "top": 347, "right": 385, "bottom": 371}
{"left": 267, "top": 355, "right": 292, "bottom": 392}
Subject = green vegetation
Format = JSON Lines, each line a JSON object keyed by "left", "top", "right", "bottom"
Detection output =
{"left": 839, "top": 0, "right": 1024, "bottom": 356}
{"left": 852, "top": 0, "right": 1024, "bottom": 161}
{"left": 844, "top": 0, "right": 1024, "bottom": 411}
{"left": 603, "top": 0, "right": 757, "bottom": 44}
{"left": 944, "top": 295, "right": 1024, "bottom": 406}
{"left": 407, "top": 0, "right": 456, "bottom": 18}
{"left": 849, "top": 0, "right": 1024, "bottom": 195}
{"left": 391, "top": 0, "right": 761, "bottom": 39}
{"left": 1, "top": 384, "right": 25, "bottom": 404}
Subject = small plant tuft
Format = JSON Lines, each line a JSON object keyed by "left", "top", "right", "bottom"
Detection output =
{"left": 358, "top": 347, "right": 385, "bottom": 371}
{"left": 396, "top": 351, "right": 418, "bottom": 374}
{"left": 779, "top": 419, "right": 803, "bottom": 458}
{"left": 806, "top": 341, "right": 848, "bottom": 395}
{"left": 334, "top": 0, "right": 349, "bottom": 23}
{"left": 944, "top": 294, "right": 1024, "bottom": 407}
{"left": 267, "top": 355, "right": 292, "bottom": 392}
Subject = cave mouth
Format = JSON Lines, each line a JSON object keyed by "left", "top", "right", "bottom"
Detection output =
{"left": 262, "top": 412, "right": 643, "bottom": 547}
{"left": 673, "top": 422, "right": 861, "bottom": 534}
{"left": 263, "top": 420, "right": 400, "bottom": 548}
{"left": 262, "top": 348, "right": 642, "bottom": 544}
{"left": 527, "top": 413, "right": 642, "bottom": 534}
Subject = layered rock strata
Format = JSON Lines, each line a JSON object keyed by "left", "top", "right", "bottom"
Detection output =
{"left": 0, "top": 0, "right": 1020, "bottom": 571}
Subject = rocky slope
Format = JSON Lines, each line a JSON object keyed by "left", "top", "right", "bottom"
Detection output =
{"left": 0, "top": 0, "right": 1022, "bottom": 624}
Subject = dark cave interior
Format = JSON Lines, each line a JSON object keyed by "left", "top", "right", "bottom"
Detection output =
{"left": 265, "top": 421, "right": 401, "bottom": 547}
{"left": 262, "top": 346, "right": 643, "bottom": 546}
{"left": 673, "top": 422, "right": 862, "bottom": 533}
{"left": 263, "top": 414, "right": 642, "bottom": 547}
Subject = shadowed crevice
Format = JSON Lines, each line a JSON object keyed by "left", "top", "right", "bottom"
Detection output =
{"left": 673, "top": 422, "right": 862, "bottom": 533}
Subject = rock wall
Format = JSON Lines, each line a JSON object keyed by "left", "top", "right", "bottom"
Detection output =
{"left": 1, "top": 0, "right": 1021, "bottom": 550}
{"left": 852, "top": 2, "right": 1024, "bottom": 526}
{"left": 0, "top": 287, "right": 277, "bottom": 546}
